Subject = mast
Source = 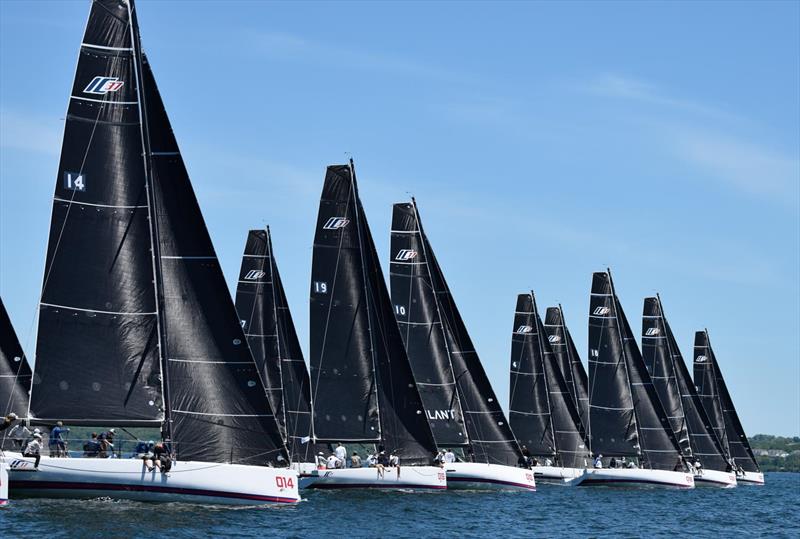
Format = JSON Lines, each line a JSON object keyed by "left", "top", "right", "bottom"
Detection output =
{"left": 265, "top": 227, "right": 288, "bottom": 439}
{"left": 349, "top": 159, "right": 383, "bottom": 442}
{"left": 127, "top": 0, "right": 172, "bottom": 442}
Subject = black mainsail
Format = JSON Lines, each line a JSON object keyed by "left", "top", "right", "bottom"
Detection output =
{"left": 309, "top": 163, "right": 436, "bottom": 464}
{"left": 234, "top": 228, "right": 318, "bottom": 462}
{"left": 509, "top": 293, "right": 589, "bottom": 468}
{"left": 588, "top": 271, "right": 685, "bottom": 470}
{"left": 29, "top": 0, "right": 287, "bottom": 466}
{"left": 0, "top": 298, "right": 33, "bottom": 418}
{"left": 544, "top": 305, "right": 589, "bottom": 428}
{"left": 643, "top": 297, "right": 730, "bottom": 471}
{"left": 389, "top": 200, "right": 521, "bottom": 466}
{"left": 694, "top": 330, "right": 760, "bottom": 473}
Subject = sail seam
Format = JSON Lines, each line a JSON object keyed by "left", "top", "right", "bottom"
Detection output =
{"left": 39, "top": 302, "right": 156, "bottom": 316}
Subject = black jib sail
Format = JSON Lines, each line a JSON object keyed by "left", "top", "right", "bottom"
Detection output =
{"left": 694, "top": 330, "right": 760, "bottom": 473}
{"left": 389, "top": 200, "right": 521, "bottom": 466}
{"left": 309, "top": 163, "right": 436, "bottom": 464}
{"left": 234, "top": 228, "right": 319, "bottom": 462}
{"left": 509, "top": 293, "right": 589, "bottom": 468}
{"left": 29, "top": 0, "right": 287, "bottom": 466}
{"left": 588, "top": 271, "right": 685, "bottom": 470}
{"left": 643, "top": 297, "right": 730, "bottom": 471}
{"left": 544, "top": 305, "right": 589, "bottom": 428}
{"left": 0, "top": 298, "right": 33, "bottom": 418}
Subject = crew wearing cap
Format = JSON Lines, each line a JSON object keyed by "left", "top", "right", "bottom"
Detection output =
{"left": 0, "top": 412, "right": 19, "bottom": 431}
{"left": 24, "top": 432, "right": 43, "bottom": 468}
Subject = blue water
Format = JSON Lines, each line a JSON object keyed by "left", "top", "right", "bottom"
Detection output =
{"left": 2, "top": 473, "right": 798, "bottom": 538}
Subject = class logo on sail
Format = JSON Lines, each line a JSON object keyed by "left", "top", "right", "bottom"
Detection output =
{"left": 84, "top": 76, "right": 124, "bottom": 95}
{"left": 593, "top": 306, "right": 611, "bottom": 316}
{"left": 516, "top": 325, "right": 533, "bottom": 334}
{"left": 548, "top": 334, "right": 561, "bottom": 343}
{"left": 645, "top": 327, "right": 661, "bottom": 336}
{"left": 322, "top": 217, "right": 350, "bottom": 230}
{"left": 243, "top": 270, "right": 266, "bottom": 280}
{"left": 394, "top": 249, "right": 418, "bottom": 261}
{"left": 695, "top": 355, "right": 708, "bottom": 363}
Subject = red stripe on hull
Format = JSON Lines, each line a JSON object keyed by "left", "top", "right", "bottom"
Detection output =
{"left": 306, "top": 483, "right": 446, "bottom": 490}
{"left": 577, "top": 478, "right": 692, "bottom": 488}
{"left": 447, "top": 476, "right": 536, "bottom": 490}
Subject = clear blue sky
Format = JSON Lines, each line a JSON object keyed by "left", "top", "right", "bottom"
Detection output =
{"left": 1, "top": 1, "right": 798, "bottom": 436}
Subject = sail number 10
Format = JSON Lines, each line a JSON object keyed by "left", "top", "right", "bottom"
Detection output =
{"left": 275, "top": 476, "right": 295, "bottom": 489}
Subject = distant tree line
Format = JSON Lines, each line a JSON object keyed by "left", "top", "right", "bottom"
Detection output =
{"left": 751, "top": 434, "right": 800, "bottom": 472}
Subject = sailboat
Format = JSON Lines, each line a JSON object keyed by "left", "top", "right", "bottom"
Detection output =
{"left": 509, "top": 293, "right": 589, "bottom": 483}
{"left": 389, "top": 199, "right": 535, "bottom": 491}
{"left": 234, "top": 228, "right": 323, "bottom": 472}
{"left": 694, "top": 330, "right": 764, "bottom": 485}
{"left": 543, "top": 305, "right": 589, "bottom": 428}
{"left": 8, "top": 0, "right": 299, "bottom": 504}
{"left": 304, "top": 163, "right": 446, "bottom": 490}
{"left": 0, "top": 298, "right": 34, "bottom": 504}
{"left": 574, "top": 271, "right": 695, "bottom": 488}
{"left": 642, "top": 297, "right": 736, "bottom": 487}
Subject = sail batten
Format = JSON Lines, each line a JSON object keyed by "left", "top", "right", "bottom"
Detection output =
{"left": 0, "top": 299, "right": 34, "bottom": 423}
{"left": 544, "top": 305, "right": 590, "bottom": 427}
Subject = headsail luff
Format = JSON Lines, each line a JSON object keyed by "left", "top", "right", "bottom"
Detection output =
{"left": 510, "top": 293, "right": 589, "bottom": 467}
{"left": 30, "top": 0, "right": 288, "bottom": 466}
{"left": 544, "top": 305, "right": 589, "bottom": 428}
{"left": 310, "top": 164, "right": 437, "bottom": 464}
{"left": 0, "top": 298, "right": 33, "bottom": 419}
{"left": 390, "top": 199, "right": 521, "bottom": 466}
{"left": 234, "top": 228, "right": 320, "bottom": 462}
{"left": 389, "top": 203, "right": 469, "bottom": 448}
{"left": 588, "top": 271, "right": 685, "bottom": 470}
{"left": 694, "top": 330, "right": 760, "bottom": 473}
{"left": 643, "top": 297, "right": 730, "bottom": 471}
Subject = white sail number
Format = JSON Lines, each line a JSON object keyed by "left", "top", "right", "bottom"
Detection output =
{"left": 64, "top": 172, "right": 86, "bottom": 192}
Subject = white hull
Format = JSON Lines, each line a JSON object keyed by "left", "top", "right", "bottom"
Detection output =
{"left": 694, "top": 469, "right": 737, "bottom": 488}
{"left": 530, "top": 465, "right": 585, "bottom": 484}
{"left": 301, "top": 466, "right": 446, "bottom": 490}
{"left": 444, "top": 462, "right": 536, "bottom": 491}
{"left": 737, "top": 471, "right": 765, "bottom": 485}
{"left": 574, "top": 468, "right": 695, "bottom": 488}
{"left": 6, "top": 454, "right": 300, "bottom": 505}
{"left": 0, "top": 460, "right": 8, "bottom": 506}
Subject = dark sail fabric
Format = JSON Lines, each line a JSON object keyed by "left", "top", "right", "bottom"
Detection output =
{"left": 544, "top": 306, "right": 589, "bottom": 428}
{"left": 644, "top": 297, "right": 729, "bottom": 471}
{"left": 510, "top": 294, "right": 589, "bottom": 467}
{"left": 142, "top": 55, "right": 286, "bottom": 465}
{"left": 642, "top": 297, "right": 692, "bottom": 458}
{"left": 395, "top": 201, "right": 521, "bottom": 466}
{"left": 509, "top": 295, "right": 554, "bottom": 457}
{"left": 0, "top": 298, "right": 33, "bottom": 418}
{"left": 234, "top": 228, "right": 319, "bottom": 462}
{"left": 389, "top": 203, "right": 468, "bottom": 447}
{"left": 310, "top": 164, "right": 436, "bottom": 464}
{"left": 589, "top": 272, "right": 685, "bottom": 470}
{"left": 30, "top": 0, "right": 163, "bottom": 426}
{"left": 588, "top": 273, "right": 638, "bottom": 457}
{"left": 694, "top": 331, "right": 759, "bottom": 473}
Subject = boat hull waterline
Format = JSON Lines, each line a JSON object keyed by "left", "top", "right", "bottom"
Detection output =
{"left": 7, "top": 455, "right": 300, "bottom": 505}
{"left": 693, "top": 469, "right": 737, "bottom": 488}
{"left": 573, "top": 468, "right": 696, "bottom": 488}
{"left": 737, "top": 471, "right": 765, "bottom": 485}
{"left": 445, "top": 463, "right": 536, "bottom": 491}
{"left": 530, "top": 465, "right": 585, "bottom": 484}
{"left": 301, "top": 466, "right": 446, "bottom": 490}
